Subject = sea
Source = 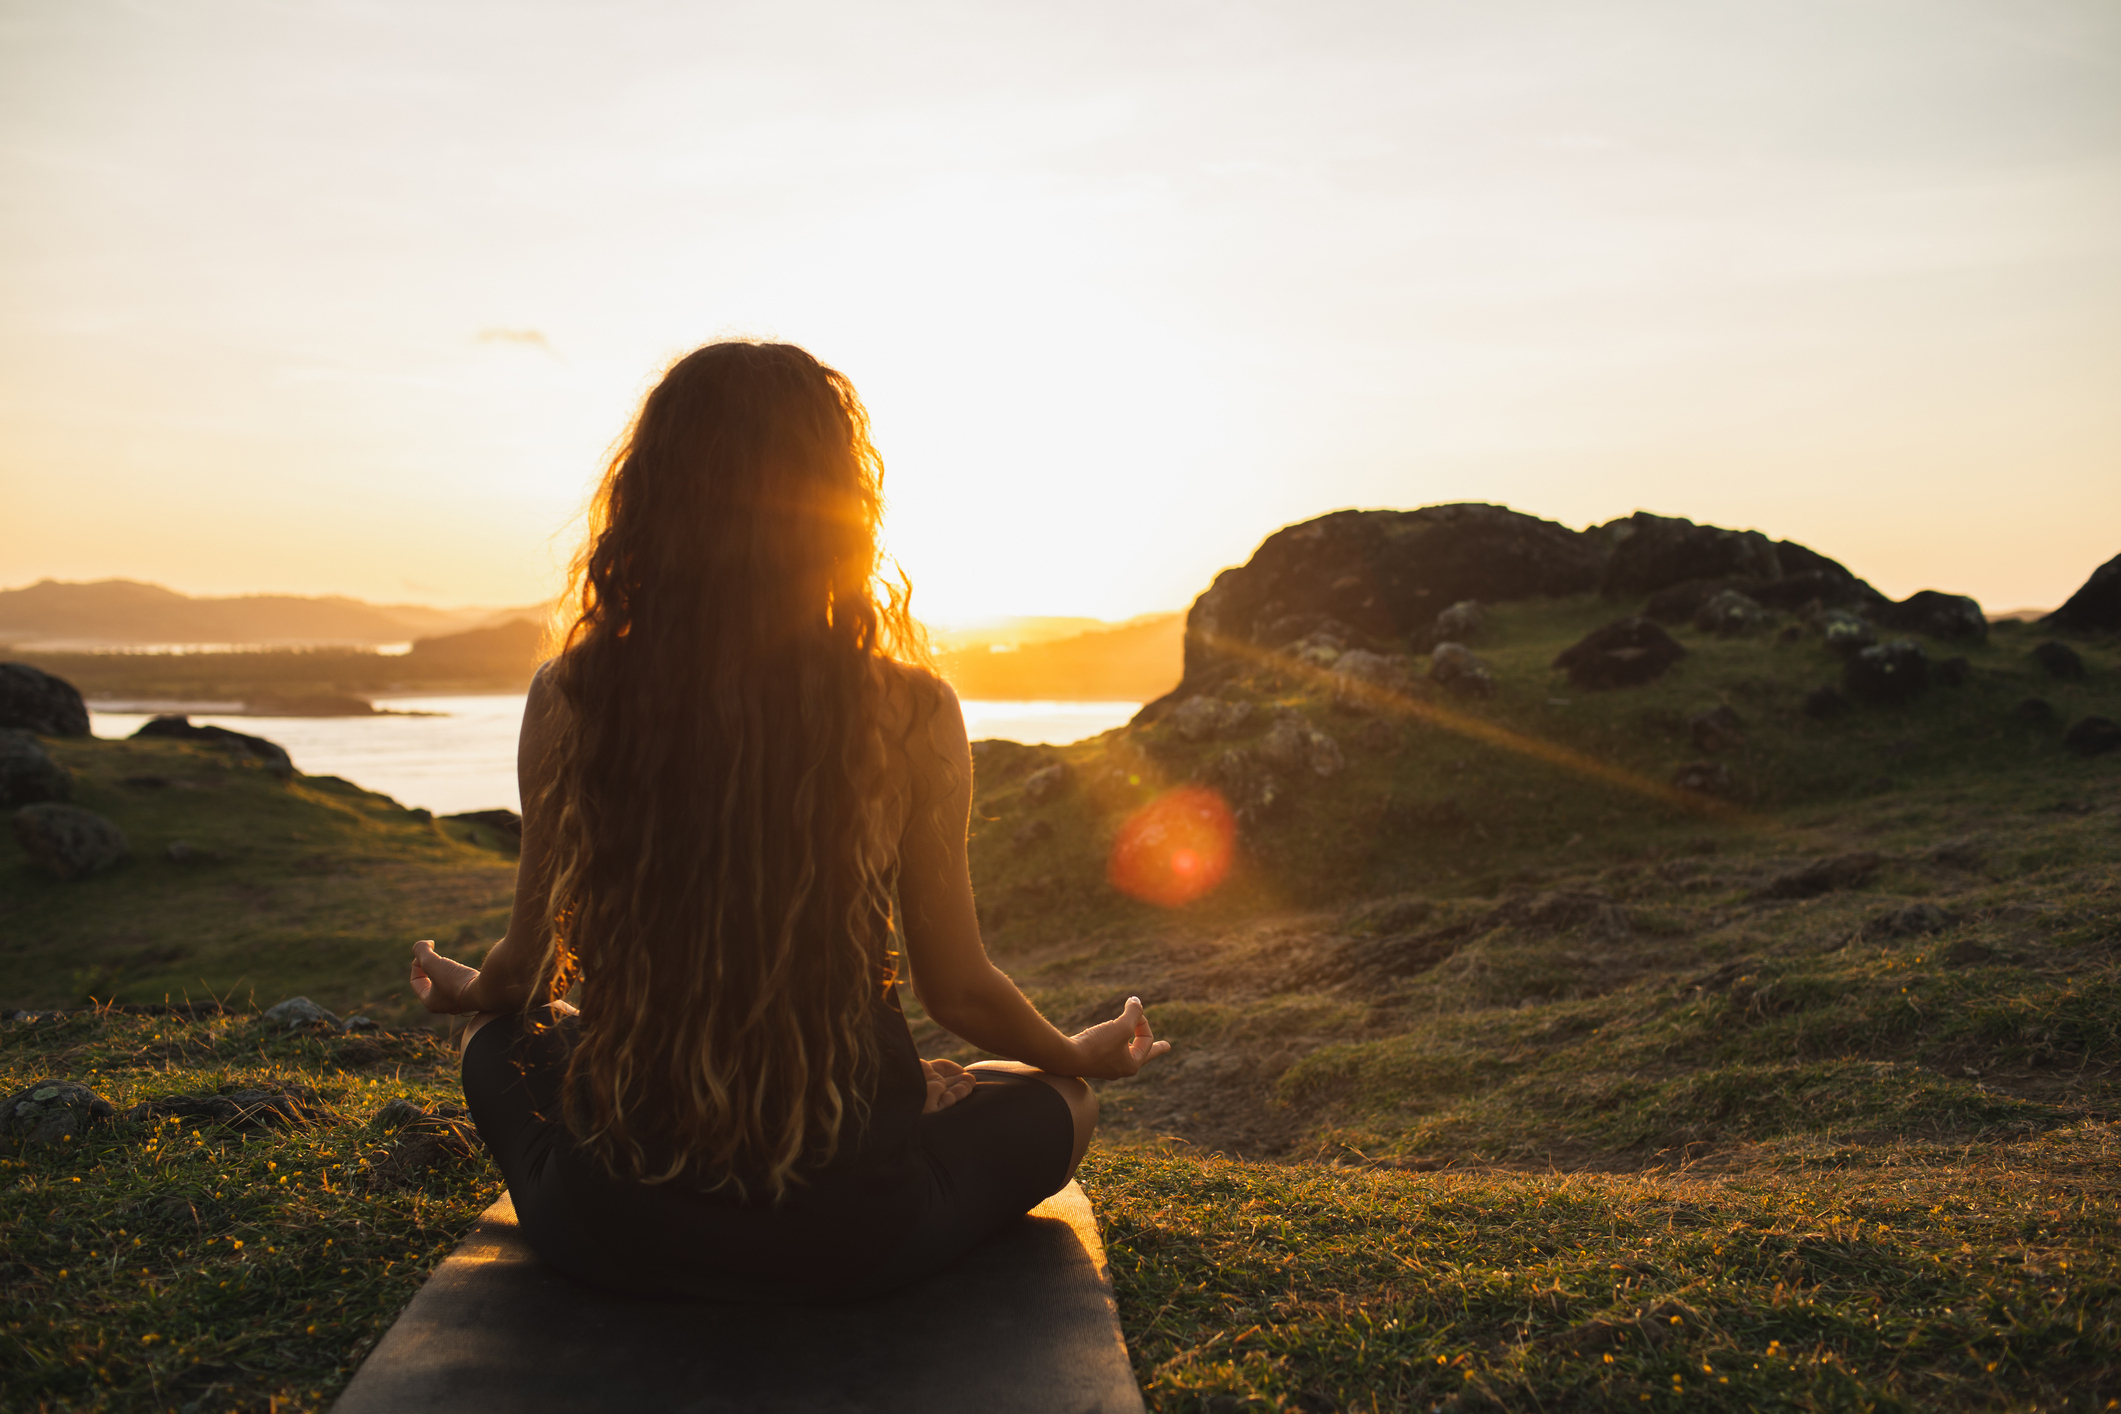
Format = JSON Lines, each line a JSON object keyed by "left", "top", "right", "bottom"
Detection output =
{"left": 88, "top": 696, "right": 1143, "bottom": 817}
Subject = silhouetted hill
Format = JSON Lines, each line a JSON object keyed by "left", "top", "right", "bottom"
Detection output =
{"left": 0, "top": 579, "right": 542, "bottom": 649}
{"left": 937, "top": 614, "right": 1182, "bottom": 701}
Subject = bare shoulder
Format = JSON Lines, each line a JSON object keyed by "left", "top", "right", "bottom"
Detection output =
{"left": 871, "top": 657, "right": 963, "bottom": 741}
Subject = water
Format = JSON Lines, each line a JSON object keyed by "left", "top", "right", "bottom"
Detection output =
{"left": 89, "top": 696, "right": 1142, "bottom": 816}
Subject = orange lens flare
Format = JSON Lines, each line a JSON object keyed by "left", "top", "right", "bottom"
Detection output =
{"left": 1107, "top": 787, "right": 1235, "bottom": 908}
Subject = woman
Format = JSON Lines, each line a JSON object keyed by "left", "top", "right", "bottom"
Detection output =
{"left": 407, "top": 340, "right": 1168, "bottom": 1302}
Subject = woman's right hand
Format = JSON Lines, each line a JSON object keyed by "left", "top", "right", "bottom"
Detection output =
{"left": 411, "top": 939, "right": 482, "bottom": 1015}
{"left": 1067, "top": 996, "right": 1171, "bottom": 1079}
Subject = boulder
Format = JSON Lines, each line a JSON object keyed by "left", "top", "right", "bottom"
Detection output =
{"left": 4, "top": 1078, "right": 113, "bottom": 1143}
{"left": 263, "top": 996, "right": 340, "bottom": 1030}
{"left": 132, "top": 715, "right": 294, "bottom": 776}
{"left": 1181, "top": 504, "right": 1602, "bottom": 684}
{"left": 1872, "top": 591, "right": 1986, "bottom": 642}
{"left": 1552, "top": 618, "right": 1688, "bottom": 691}
{"left": 1818, "top": 610, "right": 1876, "bottom": 657}
{"left": 1599, "top": 513, "right": 1781, "bottom": 599}
{"left": 2042, "top": 552, "right": 2121, "bottom": 633}
{"left": 1693, "top": 589, "right": 1767, "bottom": 637}
{"left": 1197, "top": 747, "right": 1282, "bottom": 825}
{"left": 2031, "top": 640, "right": 2085, "bottom": 681}
{"left": 1843, "top": 640, "right": 1928, "bottom": 706}
{"left": 1257, "top": 711, "right": 1345, "bottom": 778}
{"left": 12, "top": 803, "right": 128, "bottom": 879}
{"left": 0, "top": 729, "right": 72, "bottom": 807}
{"left": 1428, "top": 642, "right": 1497, "bottom": 698}
{"left": 2064, "top": 717, "right": 2121, "bottom": 758}
{"left": 1433, "top": 599, "right": 1483, "bottom": 642}
{"left": 0, "top": 663, "right": 90, "bottom": 737}
{"left": 1168, "top": 696, "right": 1254, "bottom": 743}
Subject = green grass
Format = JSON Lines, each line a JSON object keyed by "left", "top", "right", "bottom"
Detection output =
{"left": 1, "top": 1008, "right": 498, "bottom": 1413}
{"left": 1086, "top": 1130, "right": 2120, "bottom": 1412}
{"left": 4, "top": 598, "right": 2117, "bottom": 1410}
{"left": 2, "top": 736, "right": 516, "bottom": 1016}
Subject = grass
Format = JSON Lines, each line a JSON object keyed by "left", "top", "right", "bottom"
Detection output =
{"left": 2, "top": 735, "right": 516, "bottom": 1016}
{"left": 4, "top": 596, "right": 2117, "bottom": 1410}
{"left": 1, "top": 1007, "right": 498, "bottom": 1413}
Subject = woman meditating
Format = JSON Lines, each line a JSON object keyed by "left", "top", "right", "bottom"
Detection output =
{"left": 407, "top": 340, "right": 1169, "bottom": 1302}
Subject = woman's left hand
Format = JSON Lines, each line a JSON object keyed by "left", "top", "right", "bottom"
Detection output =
{"left": 921, "top": 1058, "right": 976, "bottom": 1114}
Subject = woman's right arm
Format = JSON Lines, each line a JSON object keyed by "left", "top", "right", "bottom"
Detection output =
{"left": 894, "top": 674, "right": 1169, "bottom": 1079}
{"left": 410, "top": 662, "right": 565, "bottom": 1017}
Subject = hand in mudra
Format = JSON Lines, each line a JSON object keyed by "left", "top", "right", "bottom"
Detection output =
{"left": 1070, "top": 996, "right": 1171, "bottom": 1079}
{"left": 410, "top": 939, "right": 480, "bottom": 1014}
{"left": 921, "top": 1059, "right": 976, "bottom": 1114}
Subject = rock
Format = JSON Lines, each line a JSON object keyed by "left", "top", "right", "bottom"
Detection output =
{"left": 1253, "top": 612, "right": 1362, "bottom": 653}
{"left": 1843, "top": 639, "right": 1928, "bottom": 706}
{"left": 2012, "top": 697, "right": 2057, "bottom": 725}
{"left": 1010, "top": 819, "right": 1053, "bottom": 852}
{"left": 0, "top": 663, "right": 90, "bottom": 737}
{"left": 1804, "top": 684, "right": 1850, "bottom": 720}
{"left": 2064, "top": 717, "right": 2121, "bottom": 758}
{"left": 1197, "top": 747, "right": 1282, "bottom": 825}
{"left": 1817, "top": 610, "right": 1877, "bottom": 657}
{"left": 4, "top": 1078, "right": 114, "bottom": 1143}
{"left": 11, "top": 803, "right": 128, "bottom": 879}
{"left": 0, "top": 729, "right": 72, "bottom": 806}
{"left": 1404, "top": 598, "right": 1487, "bottom": 652}
{"left": 1750, "top": 851, "right": 1883, "bottom": 901}
{"left": 1429, "top": 642, "right": 1496, "bottom": 698}
{"left": 1169, "top": 696, "right": 1255, "bottom": 744}
{"left": 1687, "top": 705, "right": 1746, "bottom": 752}
{"left": 131, "top": 715, "right": 294, "bottom": 776}
{"left": 1021, "top": 762, "right": 1070, "bottom": 804}
{"left": 1935, "top": 656, "right": 1970, "bottom": 688}
{"left": 1331, "top": 649, "right": 1410, "bottom": 688}
{"left": 262, "top": 996, "right": 340, "bottom": 1030}
{"left": 2031, "top": 640, "right": 2085, "bottom": 681}
{"left": 1258, "top": 711, "right": 1345, "bottom": 778}
{"left": 1693, "top": 589, "right": 1767, "bottom": 637}
{"left": 2042, "top": 552, "right": 2121, "bottom": 633}
{"left": 1670, "top": 761, "right": 1731, "bottom": 796}
{"left": 445, "top": 809, "right": 523, "bottom": 842}
{"left": 1598, "top": 513, "right": 1784, "bottom": 598}
{"left": 1552, "top": 618, "right": 1688, "bottom": 691}
{"left": 1872, "top": 590, "right": 1986, "bottom": 642}
{"left": 1864, "top": 903, "right": 1949, "bottom": 939}
{"left": 1179, "top": 504, "right": 1604, "bottom": 685}
{"left": 342, "top": 1015, "right": 382, "bottom": 1033}
{"left": 1646, "top": 571, "right": 1874, "bottom": 623}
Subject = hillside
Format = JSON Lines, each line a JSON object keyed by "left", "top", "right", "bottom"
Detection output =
{"left": 5, "top": 503, "right": 2118, "bottom": 1411}
{"left": 936, "top": 613, "right": 1182, "bottom": 701}
{"left": 0, "top": 579, "right": 543, "bottom": 650}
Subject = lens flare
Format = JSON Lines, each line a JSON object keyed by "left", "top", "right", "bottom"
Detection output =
{"left": 1107, "top": 786, "right": 1235, "bottom": 908}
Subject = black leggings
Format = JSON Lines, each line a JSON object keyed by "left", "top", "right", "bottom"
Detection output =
{"left": 461, "top": 1012, "right": 1075, "bottom": 1303}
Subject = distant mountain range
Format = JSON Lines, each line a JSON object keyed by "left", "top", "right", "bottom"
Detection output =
{"left": 0, "top": 579, "right": 548, "bottom": 650}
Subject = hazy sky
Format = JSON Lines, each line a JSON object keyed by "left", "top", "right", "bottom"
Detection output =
{"left": 2, "top": 0, "right": 2116, "bottom": 622}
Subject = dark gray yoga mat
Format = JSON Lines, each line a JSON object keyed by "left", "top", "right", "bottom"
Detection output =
{"left": 333, "top": 1181, "right": 1145, "bottom": 1414}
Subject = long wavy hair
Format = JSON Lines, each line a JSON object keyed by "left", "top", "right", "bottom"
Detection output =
{"left": 535, "top": 341, "right": 920, "bottom": 1197}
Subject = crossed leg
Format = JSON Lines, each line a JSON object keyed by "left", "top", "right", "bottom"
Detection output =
{"left": 965, "top": 1060, "right": 1098, "bottom": 1181}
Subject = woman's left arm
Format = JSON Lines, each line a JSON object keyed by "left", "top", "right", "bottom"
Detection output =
{"left": 410, "top": 663, "right": 566, "bottom": 1017}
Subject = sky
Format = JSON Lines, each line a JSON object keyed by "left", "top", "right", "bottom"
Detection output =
{"left": 1, "top": 0, "right": 2116, "bottom": 623}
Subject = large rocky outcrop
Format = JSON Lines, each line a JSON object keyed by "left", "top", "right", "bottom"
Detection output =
{"left": 0, "top": 662, "right": 90, "bottom": 736}
{"left": 132, "top": 715, "right": 294, "bottom": 776}
{"left": 2043, "top": 553, "right": 2121, "bottom": 634}
{"left": 1597, "top": 512, "right": 1875, "bottom": 603}
{"left": 1179, "top": 505, "right": 1604, "bottom": 684}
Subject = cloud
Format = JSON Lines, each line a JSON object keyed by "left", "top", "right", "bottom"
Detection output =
{"left": 474, "top": 328, "right": 556, "bottom": 354}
